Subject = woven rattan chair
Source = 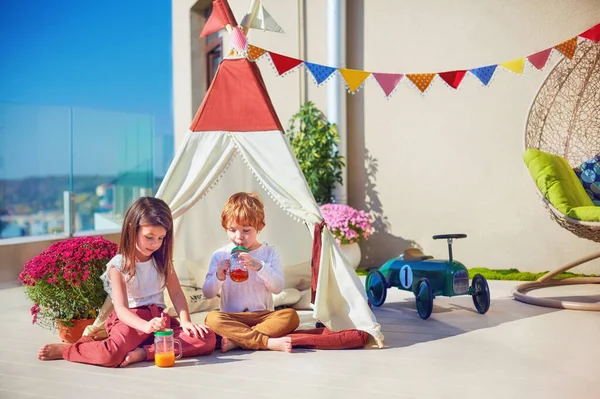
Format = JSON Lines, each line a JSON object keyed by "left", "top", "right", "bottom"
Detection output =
{"left": 513, "top": 39, "right": 600, "bottom": 311}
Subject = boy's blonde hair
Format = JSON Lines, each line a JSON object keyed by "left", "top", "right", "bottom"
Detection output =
{"left": 221, "top": 192, "right": 266, "bottom": 231}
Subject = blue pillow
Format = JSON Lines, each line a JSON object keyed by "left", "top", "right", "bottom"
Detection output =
{"left": 573, "top": 155, "right": 600, "bottom": 206}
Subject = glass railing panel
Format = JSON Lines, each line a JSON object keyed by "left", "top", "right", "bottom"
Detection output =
{"left": 0, "top": 103, "right": 70, "bottom": 238}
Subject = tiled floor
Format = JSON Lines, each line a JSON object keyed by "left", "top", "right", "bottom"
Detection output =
{"left": 1, "top": 279, "right": 599, "bottom": 399}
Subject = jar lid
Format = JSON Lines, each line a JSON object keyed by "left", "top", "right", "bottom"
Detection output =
{"left": 231, "top": 245, "right": 249, "bottom": 253}
{"left": 154, "top": 328, "right": 174, "bottom": 337}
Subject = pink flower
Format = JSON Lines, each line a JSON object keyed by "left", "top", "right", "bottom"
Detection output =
{"left": 320, "top": 204, "right": 373, "bottom": 245}
{"left": 19, "top": 236, "right": 118, "bottom": 331}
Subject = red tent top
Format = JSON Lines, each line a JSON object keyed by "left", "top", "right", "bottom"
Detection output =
{"left": 189, "top": 58, "right": 284, "bottom": 133}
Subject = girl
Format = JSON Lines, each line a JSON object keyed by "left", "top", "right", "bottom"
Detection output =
{"left": 203, "top": 192, "right": 300, "bottom": 353}
{"left": 38, "top": 197, "right": 216, "bottom": 367}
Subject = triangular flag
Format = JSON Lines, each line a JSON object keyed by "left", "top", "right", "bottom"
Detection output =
{"left": 304, "top": 62, "right": 337, "bottom": 85}
{"left": 268, "top": 52, "right": 303, "bottom": 75}
{"left": 248, "top": 45, "right": 267, "bottom": 61}
{"left": 339, "top": 68, "right": 372, "bottom": 92}
{"left": 438, "top": 70, "right": 466, "bottom": 89}
{"left": 406, "top": 73, "right": 436, "bottom": 93}
{"left": 554, "top": 37, "right": 578, "bottom": 60}
{"left": 527, "top": 48, "right": 552, "bottom": 70}
{"left": 241, "top": 1, "right": 284, "bottom": 33}
{"left": 200, "top": 0, "right": 238, "bottom": 37}
{"left": 470, "top": 65, "right": 497, "bottom": 86}
{"left": 500, "top": 58, "right": 525, "bottom": 75}
{"left": 372, "top": 73, "right": 404, "bottom": 96}
{"left": 580, "top": 24, "right": 600, "bottom": 43}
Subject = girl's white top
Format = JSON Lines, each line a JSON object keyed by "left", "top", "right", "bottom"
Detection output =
{"left": 203, "top": 243, "right": 284, "bottom": 312}
{"left": 101, "top": 254, "right": 166, "bottom": 309}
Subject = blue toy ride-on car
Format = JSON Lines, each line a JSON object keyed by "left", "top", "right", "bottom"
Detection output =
{"left": 365, "top": 234, "right": 490, "bottom": 319}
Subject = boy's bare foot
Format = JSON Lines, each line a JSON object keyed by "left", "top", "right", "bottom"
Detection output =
{"left": 221, "top": 337, "right": 239, "bottom": 353}
{"left": 120, "top": 347, "right": 146, "bottom": 367}
{"left": 38, "top": 343, "right": 69, "bottom": 360}
{"left": 266, "top": 337, "right": 292, "bottom": 353}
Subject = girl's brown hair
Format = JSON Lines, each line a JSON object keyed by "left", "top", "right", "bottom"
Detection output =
{"left": 119, "top": 197, "right": 174, "bottom": 282}
{"left": 221, "top": 192, "right": 266, "bottom": 231}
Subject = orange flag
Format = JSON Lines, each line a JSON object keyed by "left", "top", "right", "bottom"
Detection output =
{"left": 554, "top": 37, "right": 578, "bottom": 60}
{"left": 406, "top": 73, "right": 436, "bottom": 93}
{"left": 248, "top": 45, "right": 267, "bottom": 61}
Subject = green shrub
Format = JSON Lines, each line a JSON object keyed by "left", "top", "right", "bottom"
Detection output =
{"left": 287, "top": 102, "right": 345, "bottom": 204}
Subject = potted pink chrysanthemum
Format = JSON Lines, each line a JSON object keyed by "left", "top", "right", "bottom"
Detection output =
{"left": 19, "top": 236, "right": 117, "bottom": 342}
{"left": 319, "top": 204, "right": 373, "bottom": 269}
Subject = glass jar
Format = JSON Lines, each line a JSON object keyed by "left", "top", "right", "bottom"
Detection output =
{"left": 154, "top": 329, "right": 182, "bottom": 367}
{"left": 228, "top": 246, "right": 249, "bottom": 282}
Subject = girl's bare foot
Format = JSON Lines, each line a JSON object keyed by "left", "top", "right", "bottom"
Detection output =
{"left": 120, "top": 347, "right": 146, "bottom": 367}
{"left": 221, "top": 337, "right": 239, "bottom": 353}
{"left": 38, "top": 343, "right": 69, "bottom": 360}
{"left": 266, "top": 337, "right": 292, "bottom": 353}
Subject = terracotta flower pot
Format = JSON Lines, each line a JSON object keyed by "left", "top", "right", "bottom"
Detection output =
{"left": 57, "top": 319, "right": 95, "bottom": 343}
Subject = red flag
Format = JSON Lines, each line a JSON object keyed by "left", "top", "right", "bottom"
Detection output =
{"left": 580, "top": 24, "right": 600, "bottom": 43}
{"left": 438, "top": 70, "right": 467, "bottom": 89}
{"left": 269, "top": 52, "right": 303, "bottom": 75}
{"left": 200, "top": 0, "right": 238, "bottom": 37}
{"left": 527, "top": 48, "right": 552, "bottom": 70}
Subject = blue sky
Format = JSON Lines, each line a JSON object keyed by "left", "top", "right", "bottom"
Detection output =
{"left": 0, "top": 0, "right": 173, "bottom": 178}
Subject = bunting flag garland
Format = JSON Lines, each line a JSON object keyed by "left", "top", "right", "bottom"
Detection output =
{"left": 527, "top": 48, "right": 553, "bottom": 70}
{"left": 554, "top": 37, "right": 578, "bottom": 59}
{"left": 500, "top": 58, "right": 526, "bottom": 75}
{"left": 438, "top": 70, "right": 466, "bottom": 89}
{"left": 339, "top": 68, "right": 371, "bottom": 92}
{"left": 249, "top": 23, "right": 599, "bottom": 97}
{"left": 470, "top": 65, "right": 497, "bottom": 86}
{"left": 305, "top": 62, "right": 337, "bottom": 85}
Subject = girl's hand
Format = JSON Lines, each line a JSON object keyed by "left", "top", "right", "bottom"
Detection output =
{"left": 238, "top": 252, "right": 263, "bottom": 271}
{"left": 216, "top": 259, "right": 230, "bottom": 281}
{"left": 180, "top": 320, "right": 211, "bottom": 338}
{"left": 142, "top": 316, "right": 166, "bottom": 334}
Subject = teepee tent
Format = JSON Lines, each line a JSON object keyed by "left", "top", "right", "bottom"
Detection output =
{"left": 155, "top": 56, "right": 383, "bottom": 346}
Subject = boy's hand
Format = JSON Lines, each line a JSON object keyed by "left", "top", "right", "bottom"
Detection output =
{"left": 238, "top": 252, "right": 263, "bottom": 271}
{"left": 216, "top": 259, "right": 230, "bottom": 281}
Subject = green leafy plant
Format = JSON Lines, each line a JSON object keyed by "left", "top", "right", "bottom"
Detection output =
{"left": 19, "top": 236, "right": 117, "bottom": 331}
{"left": 288, "top": 102, "right": 345, "bottom": 204}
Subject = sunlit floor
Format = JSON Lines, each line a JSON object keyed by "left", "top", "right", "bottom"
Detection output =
{"left": 1, "top": 279, "right": 599, "bottom": 399}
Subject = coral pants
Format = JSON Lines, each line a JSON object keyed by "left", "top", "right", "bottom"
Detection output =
{"left": 62, "top": 304, "right": 216, "bottom": 367}
{"left": 205, "top": 308, "right": 299, "bottom": 350}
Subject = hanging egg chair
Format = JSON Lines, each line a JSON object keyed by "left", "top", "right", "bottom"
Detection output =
{"left": 513, "top": 39, "right": 600, "bottom": 310}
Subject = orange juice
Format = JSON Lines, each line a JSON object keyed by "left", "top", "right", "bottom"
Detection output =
{"left": 229, "top": 268, "right": 249, "bottom": 282}
{"left": 155, "top": 352, "right": 175, "bottom": 367}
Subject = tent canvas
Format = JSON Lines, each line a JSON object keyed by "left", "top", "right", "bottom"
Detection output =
{"left": 156, "top": 57, "right": 383, "bottom": 346}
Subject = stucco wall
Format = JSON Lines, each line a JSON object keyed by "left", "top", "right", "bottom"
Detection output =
{"left": 172, "top": 0, "right": 600, "bottom": 273}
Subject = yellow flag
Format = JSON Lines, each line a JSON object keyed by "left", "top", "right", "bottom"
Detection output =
{"left": 406, "top": 73, "right": 436, "bottom": 93}
{"left": 248, "top": 45, "right": 267, "bottom": 61}
{"left": 339, "top": 68, "right": 371, "bottom": 92}
{"left": 500, "top": 58, "right": 525, "bottom": 75}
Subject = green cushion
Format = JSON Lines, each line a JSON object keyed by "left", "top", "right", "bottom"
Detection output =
{"left": 523, "top": 149, "right": 594, "bottom": 218}
{"left": 567, "top": 206, "right": 600, "bottom": 222}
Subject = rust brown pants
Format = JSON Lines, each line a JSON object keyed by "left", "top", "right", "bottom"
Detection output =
{"left": 63, "top": 304, "right": 216, "bottom": 367}
{"left": 205, "top": 308, "right": 299, "bottom": 350}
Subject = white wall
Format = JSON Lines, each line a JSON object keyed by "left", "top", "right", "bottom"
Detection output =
{"left": 172, "top": 0, "right": 600, "bottom": 274}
